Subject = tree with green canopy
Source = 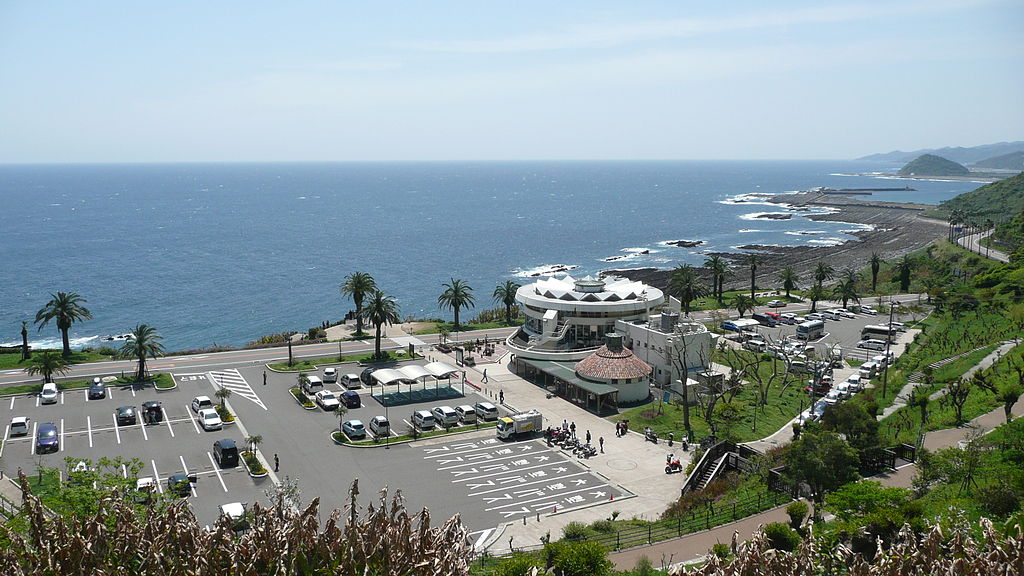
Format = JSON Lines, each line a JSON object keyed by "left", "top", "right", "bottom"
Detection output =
{"left": 35, "top": 291, "right": 92, "bottom": 358}
{"left": 117, "top": 324, "right": 165, "bottom": 382}
{"left": 491, "top": 280, "right": 521, "bottom": 324}
{"left": 438, "top": 278, "right": 475, "bottom": 329}
{"left": 340, "top": 272, "right": 377, "bottom": 335}
{"left": 363, "top": 290, "right": 401, "bottom": 360}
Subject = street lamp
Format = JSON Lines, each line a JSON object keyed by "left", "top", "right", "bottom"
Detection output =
{"left": 882, "top": 301, "right": 899, "bottom": 398}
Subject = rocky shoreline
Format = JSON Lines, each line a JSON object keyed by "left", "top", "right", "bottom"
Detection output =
{"left": 605, "top": 192, "right": 948, "bottom": 293}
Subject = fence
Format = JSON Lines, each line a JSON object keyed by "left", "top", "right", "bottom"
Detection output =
{"left": 471, "top": 488, "right": 791, "bottom": 570}
{"left": 0, "top": 494, "right": 19, "bottom": 519}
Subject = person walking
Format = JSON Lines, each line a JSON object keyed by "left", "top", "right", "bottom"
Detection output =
{"left": 499, "top": 389, "right": 504, "bottom": 404}
{"left": 585, "top": 430, "right": 591, "bottom": 444}
{"left": 483, "top": 369, "right": 489, "bottom": 383}
{"left": 599, "top": 436, "right": 604, "bottom": 453}
{"left": 263, "top": 371, "right": 267, "bottom": 386}
{"left": 570, "top": 421, "right": 576, "bottom": 438}
{"left": 274, "top": 454, "right": 280, "bottom": 472}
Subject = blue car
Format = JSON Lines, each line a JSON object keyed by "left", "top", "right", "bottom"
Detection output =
{"left": 342, "top": 420, "right": 366, "bottom": 440}
{"left": 36, "top": 422, "right": 59, "bottom": 453}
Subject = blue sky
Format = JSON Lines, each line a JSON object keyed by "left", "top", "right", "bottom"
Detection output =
{"left": 1, "top": 1, "right": 1021, "bottom": 162}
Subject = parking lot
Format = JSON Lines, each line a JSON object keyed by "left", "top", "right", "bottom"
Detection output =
{"left": 0, "top": 374, "right": 270, "bottom": 526}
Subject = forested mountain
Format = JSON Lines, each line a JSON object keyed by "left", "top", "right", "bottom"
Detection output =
{"left": 857, "top": 141, "right": 1024, "bottom": 164}
{"left": 937, "top": 172, "right": 1024, "bottom": 219}
{"left": 897, "top": 154, "right": 969, "bottom": 177}
{"left": 974, "top": 150, "right": 1024, "bottom": 171}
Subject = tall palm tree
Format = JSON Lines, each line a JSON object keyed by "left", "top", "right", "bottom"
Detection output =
{"left": 438, "top": 278, "right": 475, "bottom": 330}
{"left": 778, "top": 268, "right": 799, "bottom": 298}
{"left": 813, "top": 262, "right": 834, "bottom": 289}
{"left": 363, "top": 290, "right": 400, "bottom": 360}
{"left": 732, "top": 294, "right": 754, "bottom": 318}
{"left": 24, "top": 350, "right": 72, "bottom": 383}
{"left": 491, "top": 280, "right": 522, "bottom": 325}
{"left": 745, "top": 254, "right": 759, "bottom": 301}
{"left": 215, "top": 387, "right": 233, "bottom": 407}
{"left": 869, "top": 252, "right": 883, "bottom": 293}
{"left": 806, "top": 284, "right": 827, "bottom": 313}
{"left": 669, "top": 264, "right": 709, "bottom": 316}
{"left": 893, "top": 255, "right": 915, "bottom": 292}
{"left": 246, "top": 434, "right": 263, "bottom": 454}
{"left": 35, "top": 292, "right": 92, "bottom": 357}
{"left": 703, "top": 255, "right": 729, "bottom": 302}
{"left": 831, "top": 270, "right": 860, "bottom": 309}
{"left": 340, "top": 272, "right": 377, "bottom": 336}
{"left": 117, "top": 324, "right": 165, "bottom": 382}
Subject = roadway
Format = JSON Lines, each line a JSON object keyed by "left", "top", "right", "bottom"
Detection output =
{"left": 956, "top": 229, "right": 1010, "bottom": 263}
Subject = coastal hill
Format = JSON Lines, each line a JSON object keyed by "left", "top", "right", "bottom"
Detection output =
{"left": 857, "top": 140, "right": 1024, "bottom": 165}
{"left": 897, "top": 154, "right": 970, "bottom": 177}
{"left": 973, "top": 150, "right": 1024, "bottom": 171}
{"left": 936, "top": 171, "right": 1024, "bottom": 220}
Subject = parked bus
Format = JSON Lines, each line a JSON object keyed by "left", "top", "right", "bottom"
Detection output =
{"left": 795, "top": 320, "right": 824, "bottom": 341}
{"left": 752, "top": 312, "right": 777, "bottom": 327}
{"left": 861, "top": 324, "right": 898, "bottom": 341}
{"left": 721, "top": 318, "right": 760, "bottom": 332}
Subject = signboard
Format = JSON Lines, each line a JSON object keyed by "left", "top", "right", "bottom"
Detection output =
{"left": 662, "top": 390, "right": 672, "bottom": 403}
{"left": 455, "top": 348, "right": 464, "bottom": 366}
{"left": 409, "top": 343, "right": 415, "bottom": 357}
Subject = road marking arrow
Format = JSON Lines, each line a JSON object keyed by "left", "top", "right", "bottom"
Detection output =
{"left": 450, "top": 468, "right": 480, "bottom": 477}
{"left": 466, "top": 480, "right": 496, "bottom": 490}
{"left": 479, "top": 463, "right": 508, "bottom": 472}
{"left": 466, "top": 453, "right": 493, "bottom": 461}
{"left": 499, "top": 507, "right": 531, "bottom": 518}
{"left": 482, "top": 493, "right": 513, "bottom": 504}
{"left": 513, "top": 489, "right": 545, "bottom": 497}
{"left": 498, "top": 476, "right": 526, "bottom": 484}
{"left": 437, "top": 456, "right": 465, "bottom": 465}
{"left": 423, "top": 446, "right": 450, "bottom": 454}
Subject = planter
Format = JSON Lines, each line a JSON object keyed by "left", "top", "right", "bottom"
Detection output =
{"left": 289, "top": 388, "right": 317, "bottom": 411}
{"left": 154, "top": 382, "right": 178, "bottom": 392}
{"left": 241, "top": 451, "right": 269, "bottom": 478}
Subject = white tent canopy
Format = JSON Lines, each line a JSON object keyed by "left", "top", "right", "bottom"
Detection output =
{"left": 397, "top": 365, "right": 433, "bottom": 381}
{"left": 370, "top": 363, "right": 462, "bottom": 386}
{"left": 370, "top": 368, "right": 413, "bottom": 386}
{"left": 423, "top": 361, "right": 461, "bottom": 378}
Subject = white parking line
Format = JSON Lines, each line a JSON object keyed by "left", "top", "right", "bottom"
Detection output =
{"left": 9, "top": 397, "right": 14, "bottom": 410}
{"left": 131, "top": 386, "right": 136, "bottom": 398}
{"left": 59, "top": 419, "right": 64, "bottom": 453}
{"left": 87, "top": 416, "right": 93, "bottom": 448}
{"left": 151, "top": 460, "right": 164, "bottom": 494}
{"left": 422, "top": 443, "right": 502, "bottom": 459}
{"left": 437, "top": 450, "right": 540, "bottom": 471}
{"left": 113, "top": 414, "right": 121, "bottom": 444}
{"left": 468, "top": 471, "right": 590, "bottom": 496}
{"left": 35, "top": 395, "right": 39, "bottom": 408}
{"left": 30, "top": 421, "right": 37, "bottom": 455}
{"left": 485, "top": 485, "right": 598, "bottom": 511}
{"left": 60, "top": 391, "right": 64, "bottom": 405}
{"left": 179, "top": 455, "right": 198, "bottom": 498}
{"left": 206, "top": 452, "right": 228, "bottom": 493}
{"left": 121, "top": 464, "right": 128, "bottom": 478}
{"left": 0, "top": 425, "right": 8, "bottom": 458}
{"left": 451, "top": 461, "right": 555, "bottom": 483}
{"left": 186, "top": 405, "right": 201, "bottom": 434}
{"left": 138, "top": 415, "right": 148, "bottom": 441}
{"left": 108, "top": 386, "right": 114, "bottom": 400}
{"left": 163, "top": 407, "right": 175, "bottom": 437}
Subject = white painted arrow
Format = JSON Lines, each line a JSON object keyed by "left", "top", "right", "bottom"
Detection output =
{"left": 466, "top": 453, "right": 493, "bottom": 461}
{"left": 531, "top": 501, "right": 558, "bottom": 510}
{"left": 451, "top": 443, "right": 477, "bottom": 450}
{"left": 423, "top": 446, "right": 450, "bottom": 454}
{"left": 437, "top": 456, "right": 465, "bottom": 465}
{"left": 513, "top": 489, "right": 545, "bottom": 497}
{"left": 479, "top": 463, "right": 509, "bottom": 472}
{"left": 450, "top": 468, "right": 480, "bottom": 476}
{"left": 499, "top": 507, "right": 531, "bottom": 518}
{"left": 466, "top": 480, "right": 496, "bottom": 490}
{"left": 482, "top": 493, "right": 513, "bottom": 504}
{"left": 498, "top": 476, "right": 526, "bottom": 484}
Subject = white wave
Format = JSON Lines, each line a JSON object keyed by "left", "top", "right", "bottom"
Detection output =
{"left": 785, "top": 230, "right": 825, "bottom": 236}
{"left": 738, "top": 228, "right": 760, "bottom": 233}
{"left": 512, "top": 264, "right": 580, "bottom": 278}
{"left": 621, "top": 247, "right": 656, "bottom": 254}
{"left": 0, "top": 334, "right": 107, "bottom": 350}
{"left": 839, "top": 223, "right": 875, "bottom": 233}
{"left": 807, "top": 238, "right": 847, "bottom": 246}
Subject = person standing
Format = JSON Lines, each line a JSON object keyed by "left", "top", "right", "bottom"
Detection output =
{"left": 570, "top": 421, "right": 576, "bottom": 438}
{"left": 263, "top": 371, "right": 267, "bottom": 386}
{"left": 599, "top": 436, "right": 604, "bottom": 453}
{"left": 274, "top": 454, "right": 280, "bottom": 472}
{"left": 562, "top": 419, "right": 569, "bottom": 432}
{"left": 499, "top": 389, "right": 504, "bottom": 404}
{"left": 483, "top": 369, "right": 489, "bottom": 383}
{"left": 585, "top": 430, "right": 591, "bottom": 444}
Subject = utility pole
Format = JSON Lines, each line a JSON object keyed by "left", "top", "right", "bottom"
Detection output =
{"left": 882, "top": 301, "right": 898, "bottom": 398}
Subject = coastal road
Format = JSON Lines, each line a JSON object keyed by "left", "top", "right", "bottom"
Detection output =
{"left": 956, "top": 229, "right": 1009, "bottom": 263}
{"left": 0, "top": 327, "right": 518, "bottom": 387}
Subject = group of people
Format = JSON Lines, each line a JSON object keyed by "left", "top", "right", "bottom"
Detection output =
{"left": 615, "top": 419, "right": 630, "bottom": 437}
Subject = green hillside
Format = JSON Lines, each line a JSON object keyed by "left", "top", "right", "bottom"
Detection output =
{"left": 973, "top": 150, "right": 1024, "bottom": 171}
{"left": 897, "top": 154, "right": 970, "bottom": 177}
{"left": 935, "top": 172, "right": 1024, "bottom": 220}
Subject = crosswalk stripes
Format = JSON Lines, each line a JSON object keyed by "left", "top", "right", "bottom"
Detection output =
{"left": 207, "top": 369, "right": 267, "bottom": 411}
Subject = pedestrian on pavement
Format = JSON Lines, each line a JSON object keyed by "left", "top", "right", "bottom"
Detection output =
{"left": 483, "top": 369, "right": 489, "bottom": 383}
{"left": 274, "top": 454, "right": 279, "bottom": 472}
{"left": 570, "top": 421, "right": 576, "bottom": 438}
{"left": 585, "top": 430, "right": 591, "bottom": 444}
{"left": 263, "top": 371, "right": 267, "bottom": 386}
{"left": 499, "top": 389, "right": 504, "bottom": 404}
{"left": 599, "top": 436, "right": 604, "bottom": 453}
{"left": 615, "top": 422, "right": 621, "bottom": 437}
{"left": 562, "top": 419, "right": 569, "bottom": 431}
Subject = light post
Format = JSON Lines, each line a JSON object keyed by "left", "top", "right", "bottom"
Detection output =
{"left": 882, "top": 301, "right": 899, "bottom": 398}
{"left": 384, "top": 393, "right": 389, "bottom": 450}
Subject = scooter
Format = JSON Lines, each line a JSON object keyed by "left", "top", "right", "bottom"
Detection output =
{"left": 665, "top": 455, "right": 683, "bottom": 474}
{"left": 645, "top": 429, "right": 658, "bottom": 444}
{"left": 577, "top": 444, "right": 597, "bottom": 459}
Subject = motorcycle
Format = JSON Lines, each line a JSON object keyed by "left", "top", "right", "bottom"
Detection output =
{"left": 576, "top": 444, "right": 597, "bottom": 459}
{"left": 665, "top": 455, "right": 683, "bottom": 474}
{"left": 644, "top": 428, "right": 658, "bottom": 444}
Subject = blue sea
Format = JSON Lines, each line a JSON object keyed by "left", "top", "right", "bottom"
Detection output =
{"left": 0, "top": 161, "right": 983, "bottom": 352}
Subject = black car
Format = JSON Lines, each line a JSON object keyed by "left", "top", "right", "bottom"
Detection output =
{"left": 116, "top": 405, "right": 137, "bottom": 426}
{"left": 167, "top": 473, "right": 193, "bottom": 497}
{"left": 142, "top": 401, "right": 163, "bottom": 424}
{"left": 359, "top": 367, "right": 377, "bottom": 386}
{"left": 88, "top": 379, "right": 106, "bottom": 400}
{"left": 341, "top": 390, "right": 361, "bottom": 408}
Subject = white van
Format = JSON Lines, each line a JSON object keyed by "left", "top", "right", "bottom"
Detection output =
{"left": 743, "top": 339, "right": 767, "bottom": 353}
{"left": 302, "top": 376, "right": 324, "bottom": 395}
{"left": 455, "top": 405, "right": 477, "bottom": 423}
{"left": 369, "top": 416, "right": 390, "bottom": 437}
{"left": 322, "top": 368, "right": 338, "bottom": 383}
{"left": 859, "top": 361, "right": 879, "bottom": 379}
{"left": 821, "top": 310, "right": 842, "bottom": 321}
{"left": 473, "top": 401, "right": 499, "bottom": 422}
{"left": 412, "top": 410, "right": 436, "bottom": 431}
{"left": 845, "top": 375, "right": 863, "bottom": 392}
{"left": 341, "top": 373, "right": 362, "bottom": 389}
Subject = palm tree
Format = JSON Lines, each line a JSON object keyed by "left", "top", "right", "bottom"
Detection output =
{"left": 806, "top": 284, "right": 827, "bottom": 313}
{"left": 892, "top": 255, "right": 915, "bottom": 292}
{"left": 869, "top": 252, "right": 883, "bottom": 292}
{"left": 732, "top": 294, "right": 754, "bottom": 318}
{"left": 438, "top": 278, "right": 475, "bottom": 330}
{"left": 363, "top": 290, "right": 401, "bottom": 360}
{"left": 703, "top": 255, "right": 729, "bottom": 302}
{"left": 831, "top": 270, "right": 860, "bottom": 309}
{"left": 491, "top": 280, "right": 522, "bottom": 325}
{"left": 745, "top": 254, "right": 759, "bottom": 301}
{"left": 246, "top": 434, "right": 263, "bottom": 454}
{"left": 215, "top": 387, "right": 233, "bottom": 407}
{"left": 340, "top": 272, "right": 377, "bottom": 336}
{"left": 24, "top": 350, "right": 72, "bottom": 383}
{"left": 813, "top": 261, "right": 834, "bottom": 289}
{"left": 778, "top": 268, "right": 799, "bottom": 299}
{"left": 116, "top": 324, "right": 165, "bottom": 382}
{"left": 35, "top": 292, "right": 92, "bottom": 357}
{"left": 668, "top": 264, "right": 709, "bottom": 316}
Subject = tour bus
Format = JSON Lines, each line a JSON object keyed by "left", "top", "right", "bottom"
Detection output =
{"left": 721, "top": 318, "right": 760, "bottom": 332}
{"left": 795, "top": 320, "right": 825, "bottom": 341}
{"left": 752, "top": 312, "right": 777, "bottom": 327}
{"left": 861, "top": 324, "right": 898, "bottom": 341}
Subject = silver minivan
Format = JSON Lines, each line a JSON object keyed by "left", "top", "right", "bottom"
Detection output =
{"left": 341, "top": 373, "right": 362, "bottom": 389}
{"left": 369, "top": 415, "right": 390, "bottom": 437}
{"left": 455, "top": 405, "right": 477, "bottom": 424}
{"left": 473, "top": 401, "right": 499, "bottom": 421}
{"left": 412, "top": 410, "right": 435, "bottom": 431}
{"left": 302, "top": 376, "right": 324, "bottom": 395}
{"left": 322, "top": 368, "right": 338, "bottom": 383}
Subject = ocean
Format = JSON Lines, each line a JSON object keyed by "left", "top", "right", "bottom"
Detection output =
{"left": 0, "top": 161, "right": 983, "bottom": 352}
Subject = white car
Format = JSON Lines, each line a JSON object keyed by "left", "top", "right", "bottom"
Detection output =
{"left": 766, "top": 300, "right": 786, "bottom": 308}
{"left": 314, "top": 390, "right": 340, "bottom": 410}
{"left": 40, "top": 383, "right": 59, "bottom": 404}
{"left": 860, "top": 306, "right": 878, "bottom": 315}
{"left": 823, "top": 389, "right": 843, "bottom": 405}
{"left": 191, "top": 396, "right": 214, "bottom": 413}
{"left": 9, "top": 416, "right": 29, "bottom": 436}
{"left": 857, "top": 339, "right": 887, "bottom": 351}
{"left": 821, "top": 310, "right": 842, "bottom": 320}
{"left": 322, "top": 367, "right": 338, "bottom": 383}
{"left": 804, "top": 313, "right": 823, "bottom": 321}
{"left": 197, "top": 408, "right": 223, "bottom": 431}
{"left": 432, "top": 406, "right": 460, "bottom": 427}
{"left": 845, "top": 375, "right": 863, "bottom": 392}
{"left": 837, "top": 309, "right": 856, "bottom": 319}
{"left": 455, "top": 405, "right": 477, "bottom": 423}
{"left": 780, "top": 313, "right": 798, "bottom": 325}
{"left": 340, "top": 373, "right": 362, "bottom": 389}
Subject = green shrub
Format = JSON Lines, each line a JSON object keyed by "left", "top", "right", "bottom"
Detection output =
{"left": 494, "top": 553, "right": 540, "bottom": 576}
{"left": 978, "top": 483, "right": 1021, "bottom": 517}
{"left": 589, "top": 519, "right": 615, "bottom": 533}
{"left": 786, "top": 500, "right": 809, "bottom": 529}
{"left": 544, "top": 541, "right": 612, "bottom": 576}
{"left": 241, "top": 451, "right": 266, "bottom": 474}
{"left": 561, "top": 521, "right": 590, "bottom": 541}
{"left": 632, "top": 555, "right": 656, "bottom": 576}
{"left": 711, "top": 542, "right": 731, "bottom": 559}
{"left": 763, "top": 522, "right": 801, "bottom": 552}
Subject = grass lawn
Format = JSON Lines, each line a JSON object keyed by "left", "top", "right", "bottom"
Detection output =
{"left": 0, "top": 349, "right": 114, "bottom": 370}
{"left": 269, "top": 350, "right": 418, "bottom": 372}
{"left": 411, "top": 321, "right": 520, "bottom": 335}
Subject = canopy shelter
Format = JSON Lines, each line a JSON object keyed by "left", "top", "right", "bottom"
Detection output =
{"left": 511, "top": 358, "right": 619, "bottom": 415}
{"left": 369, "top": 362, "right": 466, "bottom": 407}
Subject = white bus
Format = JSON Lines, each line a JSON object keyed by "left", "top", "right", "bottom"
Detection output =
{"left": 861, "top": 324, "right": 898, "bottom": 341}
{"left": 795, "top": 320, "right": 824, "bottom": 341}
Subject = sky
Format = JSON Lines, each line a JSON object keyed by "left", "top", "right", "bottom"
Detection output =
{"left": 1, "top": 0, "right": 1022, "bottom": 163}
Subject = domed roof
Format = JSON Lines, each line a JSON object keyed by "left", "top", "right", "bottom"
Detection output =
{"left": 575, "top": 333, "right": 652, "bottom": 382}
